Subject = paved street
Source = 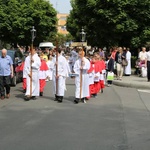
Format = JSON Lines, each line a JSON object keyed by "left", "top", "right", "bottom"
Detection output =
{"left": 0, "top": 78, "right": 150, "bottom": 150}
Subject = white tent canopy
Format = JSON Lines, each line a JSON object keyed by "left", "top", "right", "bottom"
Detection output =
{"left": 39, "top": 42, "right": 54, "bottom": 48}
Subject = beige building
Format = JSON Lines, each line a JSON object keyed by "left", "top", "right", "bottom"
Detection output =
{"left": 57, "top": 13, "right": 69, "bottom": 35}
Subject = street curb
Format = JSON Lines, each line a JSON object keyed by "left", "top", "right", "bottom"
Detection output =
{"left": 113, "top": 80, "right": 150, "bottom": 89}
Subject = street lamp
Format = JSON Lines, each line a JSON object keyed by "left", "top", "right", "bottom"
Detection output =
{"left": 80, "top": 28, "right": 86, "bottom": 43}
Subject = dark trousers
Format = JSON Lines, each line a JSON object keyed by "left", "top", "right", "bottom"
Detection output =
{"left": 147, "top": 61, "right": 150, "bottom": 81}
{"left": 0, "top": 76, "right": 11, "bottom": 96}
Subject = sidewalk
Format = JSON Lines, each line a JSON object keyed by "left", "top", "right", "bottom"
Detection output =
{"left": 113, "top": 75, "right": 150, "bottom": 89}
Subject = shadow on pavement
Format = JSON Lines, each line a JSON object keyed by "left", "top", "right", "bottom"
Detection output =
{"left": 64, "top": 96, "right": 74, "bottom": 103}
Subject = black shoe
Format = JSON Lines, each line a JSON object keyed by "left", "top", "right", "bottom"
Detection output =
{"left": 74, "top": 98, "right": 79, "bottom": 104}
{"left": 81, "top": 98, "right": 84, "bottom": 102}
{"left": 23, "top": 89, "right": 26, "bottom": 93}
{"left": 40, "top": 92, "right": 43, "bottom": 96}
{"left": 24, "top": 96, "right": 30, "bottom": 101}
{"left": 81, "top": 98, "right": 86, "bottom": 103}
{"left": 57, "top": 96, "right": 63, "bottom": 103}
{"left": 54, "top": 94, "right": 58, "bottom": 101}
{"left": 31, "top": 96, "right": 37, "bottom": 100}
{"left": 92, "top": 94, "right": 97, "bottom": 98}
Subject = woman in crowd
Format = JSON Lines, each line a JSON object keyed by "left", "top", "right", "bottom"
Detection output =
{"left": 106, "top": 53, "right": 114, "bottom": 86}
{"left": 125, "top": 48, "right": 131, "bottom": 76}
{"left": 115, "top": 47, "right": 124, "bottom": 80}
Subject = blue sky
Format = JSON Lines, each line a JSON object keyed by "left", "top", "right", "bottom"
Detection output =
{"left": 49, "top": 0, "right": 72, "bottom": 14}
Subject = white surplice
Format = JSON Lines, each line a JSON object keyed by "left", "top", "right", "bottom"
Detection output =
{"left": 24, "top": 53, "right": 41, "bottom": 96}
{"left": 73, "top": 57, "right": 90, "bottom": 99}
{"left": 125, "top": 51, "right": 131, "bottom": 75}
{"left": 46, "top": 60, "right": 54, "bottom": 80}
{"left": 52, "top": 55, "right": 69, "bottom": 96}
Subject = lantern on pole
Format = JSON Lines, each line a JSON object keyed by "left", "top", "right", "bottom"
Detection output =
{"left": 31, "top": 26, "right": 36, "bottom": 49}
{"left": 80, "top": 28, "right": 86, "bottom": 44}
{"left": 79, "top": 27, "right": 86, "bottom": 102}
{"left": 30, "top": 26, "right": 36, "bottom": 97}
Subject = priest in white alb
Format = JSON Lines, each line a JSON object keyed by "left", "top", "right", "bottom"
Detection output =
{"left": 24, "top": 48, "right": 41, "bottom": 101}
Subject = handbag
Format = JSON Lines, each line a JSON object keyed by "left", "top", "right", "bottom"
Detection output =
{"left": 122, "top": 59, "right": 128, "bottom": 66}
{"left": 141, "top": 67, "right": 147, "bottom": 77}
{"left": 114, "top": 61, "right": 117, "bottom": 69}
{"left": 107, "top": 72, "right": 114, "bottom": 81}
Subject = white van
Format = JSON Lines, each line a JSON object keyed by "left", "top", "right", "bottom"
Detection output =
{"left": 39, "top": 42, "right": 54, "bottom": 50}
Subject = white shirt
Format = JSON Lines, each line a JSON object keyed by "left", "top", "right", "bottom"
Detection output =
{"left": 139, "top": 51, "right": 147, "bottom": 60}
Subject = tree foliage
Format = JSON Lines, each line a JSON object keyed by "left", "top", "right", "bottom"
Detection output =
{"left": 0, "top": 0, "right": 57, "bottom": 47}
{"left": 50, "top": 33, "right": 74, "bottom": 47}
{"left": 67, "top": 0, "right": 150, "bottom": 48}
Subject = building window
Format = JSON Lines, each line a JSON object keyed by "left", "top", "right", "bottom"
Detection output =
{"left": 60, "top": 17, "right": 66, "bottom": 20}
{"left": 61, "top": 26, "right": 66, "bottom": 31}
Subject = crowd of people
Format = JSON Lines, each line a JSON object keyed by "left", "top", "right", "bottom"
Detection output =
{"left": 0, "top": 45, "right": 149, "bottom": 103}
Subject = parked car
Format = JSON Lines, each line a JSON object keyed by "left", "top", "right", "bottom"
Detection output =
{"left": 0, "top": 49, "right": 24, "bottom": 86}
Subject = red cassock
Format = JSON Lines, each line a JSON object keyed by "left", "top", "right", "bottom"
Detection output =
{"left": 39, "top": 60, "right": 48, "bottom": 92}
{"left": 87, "top": 61, "right": 96, "bottom": 98}
{"left": 94, "top": 60, "right": 102, "bottom": 93}
{"left": 99, "top": 60, "right": 106, "bottom": 89}
{"left": 20, "top": 62, "right": 26, "bottom": 90}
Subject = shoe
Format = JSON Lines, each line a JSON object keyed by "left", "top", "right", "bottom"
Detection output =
{"left": 24, "top": 96, "right": 30, "bottom": 101}
{"left": 6, "top": 94, "right": 10, "bottom": 99}
{"left": 57, "top": 96, "right": 63, "bottom": 103}
{"left": 85, "top": 97, "right": 89, "bottom": 100}
{"left": 74, "top": 98, "right": 79, "bottom": 104}
{"left": 54, "top": 94, "right": 58, "bottom": 101}
{"left": 40, "top": 92, "right": 43, "bottom": 96}
{"left": 23, "top": 89, "right": 26, "bottom": 93}
{"left": 101, "top": 89, "right": 103, "bottom": 93}
{"left": 81, "top": 98, "right": 86, "bottom": 103}
{"left": 83, "top": 99, "right": 87, "bottom": 103}
{"left": 1, "top": 95, "right": 5, "bottom": 100}
{"left": 31, "top": 96, "right": 37, "bottom": 100}
{"left": 92, "top": 94, "right": 97, "bottom": 98}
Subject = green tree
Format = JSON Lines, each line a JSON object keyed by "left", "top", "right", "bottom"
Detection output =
{"left": 0, "top": 0, "right": 57, "bottom": 47}
{"left": 67, "top": 0, "right": 150, "bottom": 48}
{"left": 50, "top": 33, "right": 74, "bottom": 48}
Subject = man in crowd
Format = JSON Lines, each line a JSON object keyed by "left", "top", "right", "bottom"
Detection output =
{"left": 0, "top": 48, "right": 13, "bottom": 100}
{"left": 139, "top": 47, "right": 147, "bottom": 64}
{"left": 24, "top": 48, "right": 41, "bottom": 101}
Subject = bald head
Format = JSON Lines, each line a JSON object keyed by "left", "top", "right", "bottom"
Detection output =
{"left": 1, "top": 48, "right": 7, "bottom": 57}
